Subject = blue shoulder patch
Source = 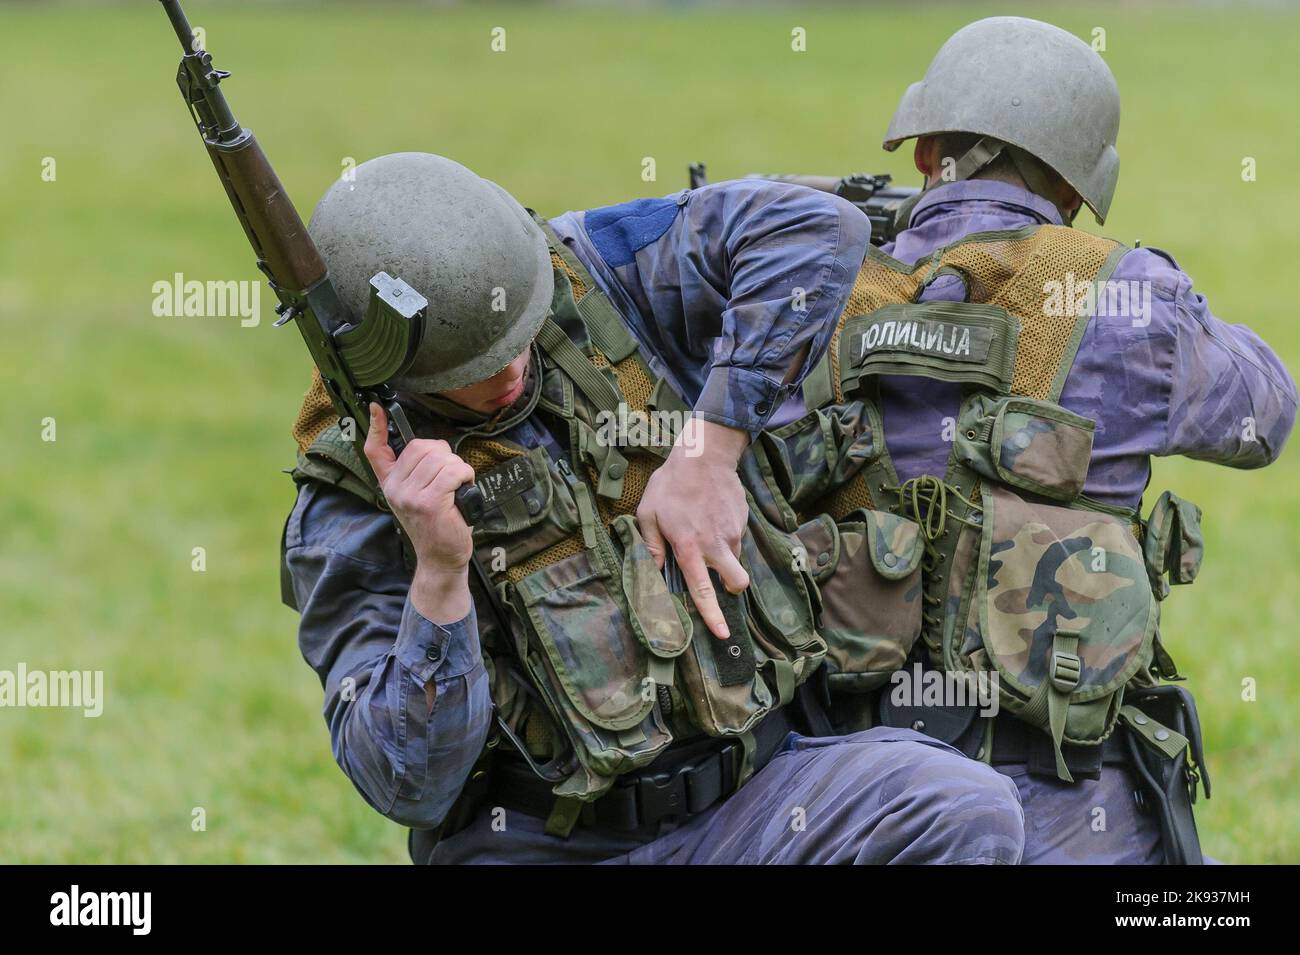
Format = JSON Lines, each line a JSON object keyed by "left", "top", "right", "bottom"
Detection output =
{"left": 584, "top": 197, "right": 681, "bottom": 268}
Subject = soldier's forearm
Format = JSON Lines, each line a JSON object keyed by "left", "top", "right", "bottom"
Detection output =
{"left": 410, "top": 563, "right": 472, "bottom": 625}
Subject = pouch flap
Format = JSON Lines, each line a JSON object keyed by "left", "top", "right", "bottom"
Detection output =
{"left": 859, "top": 509, "right": 924, "bottom": 580}
{"left": 739, "top": 517, "right": 819, "bottom": 645}
{"left": 1142, "top": 490, "right": 1205, "bottom": 600}
{"left": 473, "top": 446, "right": 555, "bottom": 537}
{"left": 977, "top": 484, "right": 1156, "bottom": 703}
{"left": 792, "top": 514, "right": 840, "bottom": 585}
{"left": 759, "top": 402, "right": 877, "bottom": 509}
{"left": 515, "top": 548, "right": 654, "bottom": 732}
{"left": 991, "top": 399, "right": 1094, "bottom": 501}
{"left": 611, "top": 514, "right": 692, "bottom": 658}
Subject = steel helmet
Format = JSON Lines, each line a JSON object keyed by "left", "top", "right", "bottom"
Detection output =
{"left": 883, "top": 17, "right": 1121, "bottom": 223}
{"left": 309, "top": 152, "right": 553, "bottom": 393}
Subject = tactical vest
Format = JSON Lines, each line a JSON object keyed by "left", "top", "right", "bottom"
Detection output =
{"left": 284, "top": 222, "right": 851, "bottom": 805}
{"left": 755, "top": 224, "right": 1205, "bottom": 781}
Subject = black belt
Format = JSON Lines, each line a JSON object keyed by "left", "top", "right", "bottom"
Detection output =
{"left": 877, "top": 690, "right": 1130, "bottom": 781}
{"left": 483, "top": 705, "right": 797, "bottom": 835}
{"left": 989, "top": 710, "right": 1130, "bottom": 780}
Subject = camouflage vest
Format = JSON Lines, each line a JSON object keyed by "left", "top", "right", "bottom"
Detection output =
{"left": 283, "top": 222, "right": 839, "bottom": 807}
{"left": 758, "top": 224, "right": 1204, "bottom": 781}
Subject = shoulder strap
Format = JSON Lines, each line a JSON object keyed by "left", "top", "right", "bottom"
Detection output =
{"left": 292, "top": 422, "right": 383, "bottom": 507}
{"left": 286, "top": 422, "right": 418, "bottom": 575}
{"left": 535, "top": 215, "right": 641, "bottom": 364}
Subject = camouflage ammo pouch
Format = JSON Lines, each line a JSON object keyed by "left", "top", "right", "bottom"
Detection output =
{"left": 670, "top": 505, "right": 826, "bottom": 738}
{"left": 941, "top": 394, "right": 1159, "bottom": 781}
{"left": 470, "top": 427, "right": 826, "bottom": 801}
{"left": 759, "top": 402, "right": 926, "bottom": 693}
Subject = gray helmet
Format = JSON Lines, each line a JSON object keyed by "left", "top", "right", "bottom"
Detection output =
{"left": 883, "top": 17, "right": 1121, "bottom": 223}
{"left": 309, "top": 152, "right": 553, "bottom": 393}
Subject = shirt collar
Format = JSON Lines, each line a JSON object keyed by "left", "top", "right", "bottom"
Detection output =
{"left": 909, "top": 179, "right": 1063, "bottom": 229}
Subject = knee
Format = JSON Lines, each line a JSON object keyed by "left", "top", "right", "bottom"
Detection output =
{"left": 880, "top": 744, "right": 1025, "bottom": 864}
{"left": 832, "top": 734, "right": 1024, "bottom": 865}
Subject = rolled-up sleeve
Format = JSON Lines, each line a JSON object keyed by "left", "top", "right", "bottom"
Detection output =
{"left": 1148, "top": 250, "right": 1298, "bottom": 466}
{"left": 549, "top": 180, "right": 871, "bottom": 434}
{"left": 283, "top": 481, "right": 492, "bottom": 829}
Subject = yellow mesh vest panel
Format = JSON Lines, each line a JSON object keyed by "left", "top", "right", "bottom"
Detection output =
{"left": 293, "top": 368, "right": 337, "bottom": 454}
{"left": 830, "top": 226, "right": 1121, "bottom": 403}
{"left": 811, "top": 227, "right": 1120, "bottom": 522}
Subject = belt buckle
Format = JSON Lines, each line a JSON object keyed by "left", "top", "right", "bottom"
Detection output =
{"left": 636, "top": 765, "right": 691, "bottom": 825}
{"left": 634, "top": 741, "right": 740, "bottom": 826}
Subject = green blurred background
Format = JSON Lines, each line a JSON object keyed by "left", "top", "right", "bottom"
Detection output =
{"left": 1, "top": 0, "right": 1297, "bottom": 863}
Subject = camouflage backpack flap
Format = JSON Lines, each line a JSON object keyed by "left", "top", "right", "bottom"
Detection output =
{"left": 971, "top": 482, "right": 1157, "bottom": 779}
{"left": 758, "top": 399, "right": 882, "bottom": 513}
{"left": 1128, "top": 490, "right": 1207, "bottom": 688}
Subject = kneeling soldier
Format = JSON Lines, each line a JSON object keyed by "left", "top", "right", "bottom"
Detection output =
{"left": 282, "top": 152, "right": 1026, "bottom": 864}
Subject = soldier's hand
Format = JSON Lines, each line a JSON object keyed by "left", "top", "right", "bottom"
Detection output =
{"left": 637, "top": 417, "right": 751, "bottom": 639}
{"left": 364, "top": 403, "right": 476, "bottom": 574}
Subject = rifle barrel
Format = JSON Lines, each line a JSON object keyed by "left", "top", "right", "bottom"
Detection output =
{"left": 159, "top": 0, "right": 198, "bottom": 53}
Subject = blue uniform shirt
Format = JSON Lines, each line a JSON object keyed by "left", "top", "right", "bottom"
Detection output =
{"left": 283, "top": 180, "right": 870, "bottom": 829}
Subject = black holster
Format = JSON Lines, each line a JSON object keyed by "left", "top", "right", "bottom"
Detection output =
{"left": 1124, "top": 684, "right": 1211, "bottom": 865}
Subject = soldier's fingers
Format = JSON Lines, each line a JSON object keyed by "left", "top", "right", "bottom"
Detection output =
{"left": 389, "top": 437, "right": 451, "bottom": 485}
{"left": 637, "top": 509, "right": 668, "bottom": 570}
{"left": 403, "top": 445, "right": 453, "bottom": 494}
{"left": 708, "top": 548, "right": 750, "bottom": 595}
{"left": 678, "top": 548, "right": 729, "bottom": 639}
{"left": 425, "top": 459, "right": 477, "bottom": 502}
{"left": 363, "top": 403, "right": 397, "bottom": 484}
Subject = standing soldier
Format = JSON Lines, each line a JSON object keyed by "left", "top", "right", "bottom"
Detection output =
{"left": 782, "top": 16, "right": 1296, "bottom": 863}
{"left": 282, "top": 153, "right": 1026, "bottom": 863}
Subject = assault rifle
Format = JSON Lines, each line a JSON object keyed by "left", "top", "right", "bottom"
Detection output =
{"left": 687, "top": 162, "right": 919, "bottom": 246}
{"left": 157, "top": 0, "right": 484, "bottom": 525}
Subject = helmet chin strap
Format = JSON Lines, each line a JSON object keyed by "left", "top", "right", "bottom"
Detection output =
{"left": 897, "top": 135, "right": 1077, "bottom": 231}
{"left": 406, "top": 344, "right": 543, "bottom": 436}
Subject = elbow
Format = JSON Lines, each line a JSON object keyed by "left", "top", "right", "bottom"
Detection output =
{"left": 827, "top": 192, "right": 874, "bottom": 255}
{"left": 334, "top": 736, "right": 464, "bottom": 832}
{"left": 334, "top": 667, "right": 492, "bottom": 831}
{"left": 381, "top": 788, "right": 460, "bottom": 832}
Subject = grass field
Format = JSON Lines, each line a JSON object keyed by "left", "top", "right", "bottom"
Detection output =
{"left": 1, "top": 1, "right": 1297, "bottom": 863}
